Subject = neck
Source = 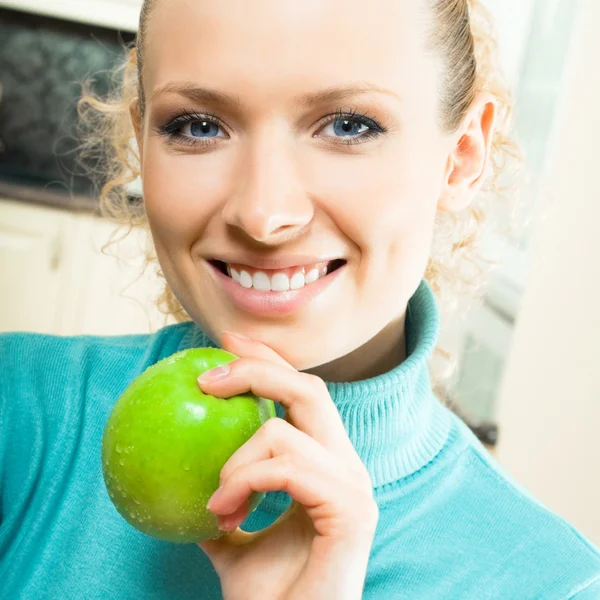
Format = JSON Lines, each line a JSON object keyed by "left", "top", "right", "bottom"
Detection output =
{"left": 305, "top": 314, "right": 407, "bottom": 383}
{"left": 177, "top": 279, "right": 454, "bottom": 500}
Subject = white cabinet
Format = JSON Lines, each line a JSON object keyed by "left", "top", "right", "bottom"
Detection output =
{"left": 0, "top": 0, "right": 143, "bottom": 32}
{"left": 63, "top": 214, "right": 172, "bottom": 336}
{"left": 0, "top": 198, "right": 175, "bottom": 336}
{"left": 0, "top": 200, "right": 76, "bottom": 334}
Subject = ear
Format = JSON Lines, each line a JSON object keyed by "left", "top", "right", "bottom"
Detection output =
{"left": 438, "top": 92, "right": 497, "bottom": 212}
{"left": 129, "top": 97, "right": 144, "bottom": 167}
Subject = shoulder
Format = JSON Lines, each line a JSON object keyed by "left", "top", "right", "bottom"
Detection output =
{"left": 0, "top": 322, "right": 197, "bottom": 411}
{"left": 0, "top": 322, "right": 192, "bottom": 360}
{"left": 369, "top": 415, "right": 600, "bottom": 599}
{"left": 0, "top": 323, "right": 198, "bottom": 515}
{"left": 460, "top": 431, "right": 600, "bottom": 597}
{"left": 1, "top": 322, "right": 193, "bottom": 376}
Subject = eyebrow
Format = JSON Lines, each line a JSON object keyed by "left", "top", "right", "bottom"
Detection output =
{"left": 149, "top": 81, "right": 401, "bottom": 110}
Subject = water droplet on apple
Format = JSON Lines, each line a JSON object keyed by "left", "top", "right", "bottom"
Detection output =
{"left": 183, "top": 463, "right": 191, "bottom": 471}
{"left": 116, "top": 443, "right": 123, "bottom": 453}
{"left": 119, "top": 459, "right": 125, "bottom": 466}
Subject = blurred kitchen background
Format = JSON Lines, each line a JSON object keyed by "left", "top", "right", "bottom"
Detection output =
{"left": 1, "top": 0, "right": 598, "bottom": 543}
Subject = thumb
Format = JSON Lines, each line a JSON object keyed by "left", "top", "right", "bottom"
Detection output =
{"left": 197, "top": 528, "right": 255, "bottom": 561}
{"left": 198, "top": 501, "right": 300, "bottom": 562}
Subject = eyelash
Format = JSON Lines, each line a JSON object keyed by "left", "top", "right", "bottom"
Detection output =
{"left": 155, "top": 108, "right": 387, "bottom": 148}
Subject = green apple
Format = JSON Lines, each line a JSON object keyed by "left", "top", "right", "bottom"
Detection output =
{"left": 101, "top": 347, "right": 276, "bottom": 544}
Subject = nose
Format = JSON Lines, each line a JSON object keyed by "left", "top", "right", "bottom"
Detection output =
{"left": 221, "top": 134, "right": 314, "bottom": 245}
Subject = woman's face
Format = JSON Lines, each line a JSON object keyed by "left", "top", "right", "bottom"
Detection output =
{"left": 137, "top": 0, "right": 461, "bottom": 377}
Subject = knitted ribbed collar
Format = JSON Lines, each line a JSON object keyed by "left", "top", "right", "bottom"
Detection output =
{"left": 177, "top": 279, "right": 452, "bottom": 512}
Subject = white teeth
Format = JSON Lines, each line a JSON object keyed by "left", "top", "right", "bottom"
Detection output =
{"left": 252, "top": 272, "right": 271, "bottom": 291}
{"left": 224, "top": 262, "right": 335, "bottom": 291}
{"left": 304, "top": 268, "right": 319, "bottom": 284}
{"left": 289, "top": 272, "right": 305, "bottom": 290}
{"left": 271, "top": 273, "right": 290, "bottom": 291}
{"left": 239, "top": 270, "right": 253, "bottom": 288}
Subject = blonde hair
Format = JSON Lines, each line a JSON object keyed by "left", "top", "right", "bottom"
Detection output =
{"left": 78, "top": 0, "right": 522, "bottom": 330}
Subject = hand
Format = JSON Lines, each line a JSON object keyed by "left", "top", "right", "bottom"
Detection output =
{"left": 196, "top": 332, "right": 379, "bottom": 600}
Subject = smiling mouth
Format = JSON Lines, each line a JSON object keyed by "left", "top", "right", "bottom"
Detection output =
{"left": 208, "top": 259, "right": 346, "bottom": 292}
{"left": 209, "top": 259, "right": 346, "bottom": 277}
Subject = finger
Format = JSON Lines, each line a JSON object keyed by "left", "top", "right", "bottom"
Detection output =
{"left": 198, "top": 357, "right": 350, "bottom": 451}
{"left": 212, "top": 455, "right": 376, "bottom": 539}
{"left": 218, "top": 455, "right": 331, "bottom": 514}
{"left": 197, "top": 526, "right": 253, "bottom": 566}
{"left": 216, "top": 500, "right": 251, "bottom": 532}
{"left": 208, "top": 418, "right": 336, "bottom": 514}
{"left": 220, "top": 331, "right": 294, "bottom": 369}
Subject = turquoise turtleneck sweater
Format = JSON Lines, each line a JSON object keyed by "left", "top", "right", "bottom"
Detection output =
{"left": 1, "top": 281, "right": 599, "bottom": 599}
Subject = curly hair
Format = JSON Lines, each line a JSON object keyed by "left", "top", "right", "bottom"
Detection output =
{"left": 77, "top": 0, "right": 523, "bottom": 335}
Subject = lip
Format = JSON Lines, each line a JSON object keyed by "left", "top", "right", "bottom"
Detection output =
{"left": 205, "top": 259, "right": 346, "bottom": 317}
{"left": 208, "top": 253, "right": 342, "bottom": 271}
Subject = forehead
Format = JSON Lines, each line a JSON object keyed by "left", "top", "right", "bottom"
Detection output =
{"left": 144, "top": 0, "right": 437, "bottom": 111}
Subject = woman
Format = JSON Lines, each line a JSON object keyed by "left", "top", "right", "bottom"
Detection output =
{"left": 1, "top": 0, "right": 599, "bottom": 598}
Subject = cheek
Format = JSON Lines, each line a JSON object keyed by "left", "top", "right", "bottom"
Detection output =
{"left": 142, "top": 135, "right": 444, "bottom": 284}
{"left": 141, "top": 143, "right": 228, "bottom": 246}
{"left": 311, "top": 146, "right": 443, "bottom": 269}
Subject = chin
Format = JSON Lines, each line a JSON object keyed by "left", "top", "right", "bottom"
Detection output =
{"left": 223, "top": 322, "right": 337, "bottom": 371}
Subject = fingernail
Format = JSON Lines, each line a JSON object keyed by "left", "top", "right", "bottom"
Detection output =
{"left": 198, "top": 365, "right": 230, "bottom": 384}
{"left": 218, "top": 516, "right": 237, "bottom": 532}
{"left": 206, "top": 486, "right": 224, "bottom": 511}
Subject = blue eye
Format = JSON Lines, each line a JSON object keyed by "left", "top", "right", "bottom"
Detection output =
{"left": 318, "top": 110, "right": 384, "bottom": 144}
{"left": 158, "top": 108, "right": 385, "bottom": 148}
{"left": 325, "top": 118, "right": 369, "bottom": 138}
{"left": 157, "top": 110, "right": 226, "bottom": 146}
{"left": 186, "top": 120, "right": 221, "bottom": 138}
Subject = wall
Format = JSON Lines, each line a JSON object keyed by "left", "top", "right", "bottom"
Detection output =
{"left": 496, "top": 0, "right": 600, "bottom": 545}
{"left": 484, "top": 0, "right": 536, "bottom": 85}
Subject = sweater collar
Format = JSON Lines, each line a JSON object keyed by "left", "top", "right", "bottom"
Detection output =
{"left": 177, "top": 279, "right": 452, "bottom": 510}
